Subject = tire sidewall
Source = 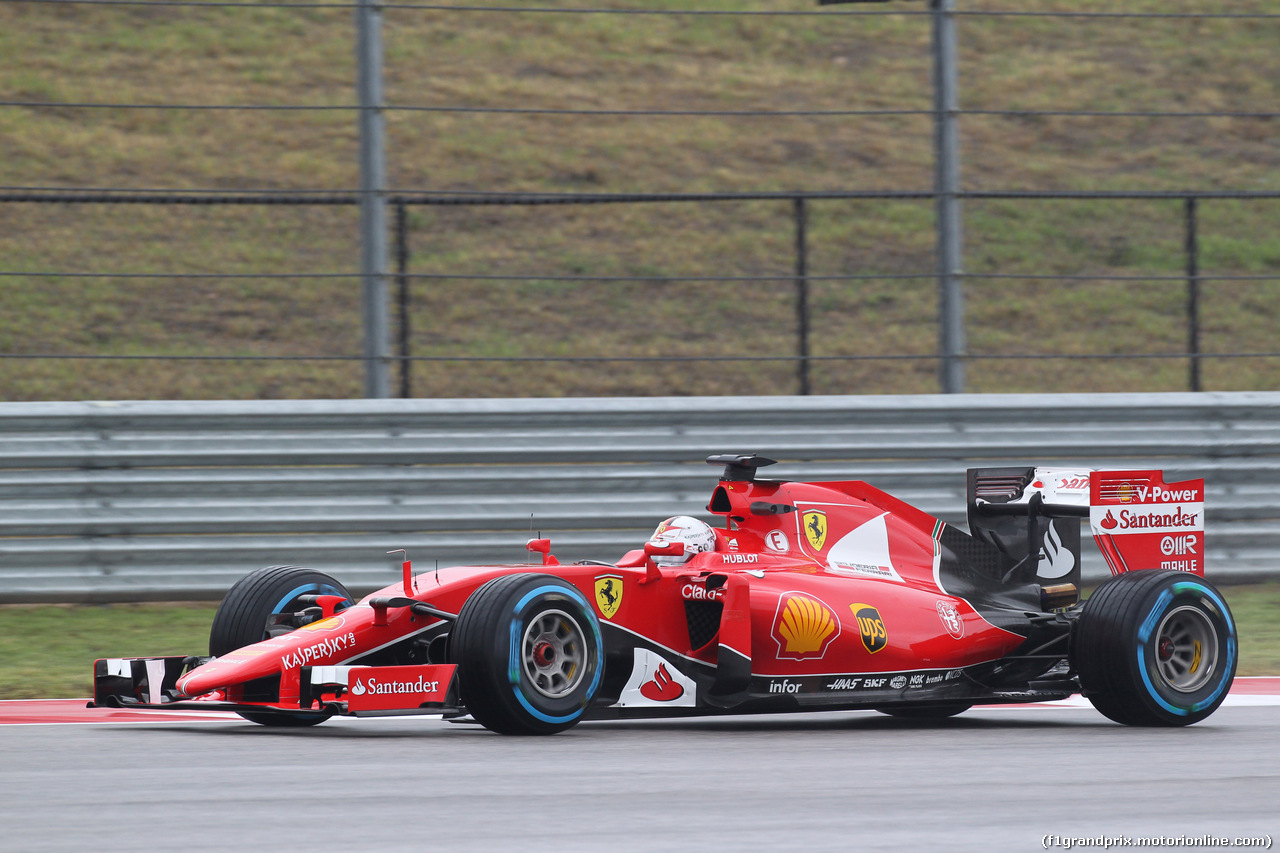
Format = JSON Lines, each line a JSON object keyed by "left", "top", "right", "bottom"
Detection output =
{"left": 456, "top": 574, "right": 605, "bottom": 734}
{"left": 1130, "top": 576, "right": 1236, "bottom": 723}
{"left": 499, "top": 579, "right": 604, "bottom": 727}
{"left": 210, "top": 566, "right": 352, "bottom": 656}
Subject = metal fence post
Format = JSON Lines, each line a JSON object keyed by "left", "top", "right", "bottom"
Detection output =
{"left": 1186, "top": 196, "right": 1202, "bottom": 392}
{"left": 356, "top": 0, "right": 391, "bottom": 398}
{"left": 795, "top": 196, "right": 811, "bottom": 396}
{"left": 932, "top": 0, "right": 966, "bottom": 393}
{"left": 395, "top": 199, "right": 411, "bottom": 399}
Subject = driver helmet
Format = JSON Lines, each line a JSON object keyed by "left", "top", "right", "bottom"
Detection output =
{"left": 647, "top": 516, "right": 716, "bottom": 566}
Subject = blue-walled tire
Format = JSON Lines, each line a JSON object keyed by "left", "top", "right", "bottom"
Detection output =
{"left": 1074, "top": 570, "right": 1236, "bottom": 726}
{"left": 452, "top": 574, "right": 604, "bottom": 735}
{"left": 209, "top": 565, "right": 353, "bottom": 727}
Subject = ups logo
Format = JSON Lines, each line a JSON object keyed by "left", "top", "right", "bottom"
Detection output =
{"left": 851, "top": 603, "right": 887, "bottom": 654}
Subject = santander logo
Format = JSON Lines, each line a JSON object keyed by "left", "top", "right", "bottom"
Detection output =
{"left": 1101, "top": 509, "right": 1118, "bottom": 530}
{"left": 640, "top": 663, "right": 685, "bottom": 702}
{"left": 351, "top": 678, "right": 366, "bottom": 695}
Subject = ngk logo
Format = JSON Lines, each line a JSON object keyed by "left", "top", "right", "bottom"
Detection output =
{"left": 1161, "top": 534, "right": 1198, "bottom": 556}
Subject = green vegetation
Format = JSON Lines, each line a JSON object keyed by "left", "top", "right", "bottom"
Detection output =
{"left": 0, "top": 602, "right": 217, "bottom": 700}
{"left": 2, "top": 582, "right": 1277, "bottom": 700}
{"left": 0, "top": 1, "right": 1277, "bottom": 399}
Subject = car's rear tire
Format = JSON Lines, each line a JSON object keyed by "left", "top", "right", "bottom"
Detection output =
{"left": 1074, "top": 570, "right": 1236, "bottom": 726}
{"left": 876, "top": 703, "right": 972, "bottom": 719}
{"left": 209, "top": 565, "right": 353, "bottom": 727}
{"left": 451, "top": 573, "right": 604, "bottom": 735}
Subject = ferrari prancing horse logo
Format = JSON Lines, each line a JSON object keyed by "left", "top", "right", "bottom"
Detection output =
{"left": 594, "top": 574, "right": 623, "bottom": 620}
{"left": 802, "top": 510, "right": 827, "bottom": 551}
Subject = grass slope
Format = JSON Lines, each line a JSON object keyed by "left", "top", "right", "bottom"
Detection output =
{"left": 0, "top": 1, "right": 1277, "bottom": 399}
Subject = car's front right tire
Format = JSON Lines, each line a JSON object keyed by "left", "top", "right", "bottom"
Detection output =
{"left": 451, "top": 573, "right": 604, "bottom": 735}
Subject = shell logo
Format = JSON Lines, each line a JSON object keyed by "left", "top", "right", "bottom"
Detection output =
{"left": 771, "top": 592, "right": 839, "bottom": 660}
{"left": 1118, "top": 482, "right": 1134, "bottom": 504}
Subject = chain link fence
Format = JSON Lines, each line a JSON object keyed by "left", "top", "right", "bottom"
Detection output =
{"left": 1, "top": 2, "right": 1277, "bottom": 399}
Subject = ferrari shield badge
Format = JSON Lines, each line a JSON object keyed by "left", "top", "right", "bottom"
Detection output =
{"left": 594, "top": 574, "right": 623, "bottom": 620}
{"left": 802, "top": 509, "right": 827, "bottom": 551}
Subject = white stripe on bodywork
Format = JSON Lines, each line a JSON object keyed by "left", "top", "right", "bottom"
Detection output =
{"left": 144, "top": 659, "right": 166, "bottom": 705}
{"left": 309, "top": 666, "right": 353, "bottom": 687}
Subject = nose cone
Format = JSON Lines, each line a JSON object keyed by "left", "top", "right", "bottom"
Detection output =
{"left": 176, "top": 608, "right": 372, "bottom": 697}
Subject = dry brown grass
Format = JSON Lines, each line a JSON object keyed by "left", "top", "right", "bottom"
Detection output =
{"left": 0, "top": 1, "right": 1277, "bottom": 400}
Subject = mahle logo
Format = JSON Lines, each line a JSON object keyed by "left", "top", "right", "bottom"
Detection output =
{"left": 851, "top": 603, "right": 887, "bottom": 654}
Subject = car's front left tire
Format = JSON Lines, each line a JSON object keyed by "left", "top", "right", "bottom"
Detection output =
{"left": 209, "top": 565, "right": 353, "bottom": 727}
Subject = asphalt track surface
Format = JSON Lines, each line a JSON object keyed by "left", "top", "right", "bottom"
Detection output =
{"left": 2, "top": 685, "right": 1277, "bottom": 853}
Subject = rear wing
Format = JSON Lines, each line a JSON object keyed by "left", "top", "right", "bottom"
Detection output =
{"left": 1090, "top": 470, "right": 1204, "bottom": 576}
{"left": 968, "top": 467, "right": 1205, "bottom": 582}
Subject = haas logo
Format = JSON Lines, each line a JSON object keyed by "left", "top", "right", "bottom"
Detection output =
{"left": 640, "top": 663, "right": 685, "bottom": 702}
{"left": 350, "top": 678, "right": 367, "bottom": 696}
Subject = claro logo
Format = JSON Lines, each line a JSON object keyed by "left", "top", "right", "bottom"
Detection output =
{"left": 351, "top": 677, "right": 440, "bottom": 696}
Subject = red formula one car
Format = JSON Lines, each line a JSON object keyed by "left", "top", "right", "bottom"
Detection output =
{"left": 92, "top": 455, "right": 1237, "bottom": 733}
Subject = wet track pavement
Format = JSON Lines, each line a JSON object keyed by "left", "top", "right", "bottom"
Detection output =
{"left": 1, "top": 691, "right": 1277, "bottom": 852}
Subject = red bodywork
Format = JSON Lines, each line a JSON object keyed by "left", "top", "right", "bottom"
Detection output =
{"left": 94, "top": 462, "right": 1208, "bottom": 723}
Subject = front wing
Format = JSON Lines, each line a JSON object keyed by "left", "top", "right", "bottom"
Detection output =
{"left": 91, "top": 656, "right": 460, "bottom": 719}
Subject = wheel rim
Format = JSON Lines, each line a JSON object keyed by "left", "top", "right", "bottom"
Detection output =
{"left": 1153, "top": 605, "right": 1218, "bottom": 693}
{"left": 521, "top": 608, "right": 586, "bottom": 699}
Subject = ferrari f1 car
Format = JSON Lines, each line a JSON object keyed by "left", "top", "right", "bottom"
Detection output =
{"left": 92, "top": 455, "right": 1237, "bottom": 733}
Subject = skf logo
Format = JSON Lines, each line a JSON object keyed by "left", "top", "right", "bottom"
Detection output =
{"left": 851, "top": 603, "right": 887, "bottom": 654}
{"left": 594, "top": 574, "right": 623, "bottom": 620}
{"left": 802, "top": 510, "right": 827, "bottom": 551}
{"left": 772, "top": 592, "right": 839, "bottom": 660}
